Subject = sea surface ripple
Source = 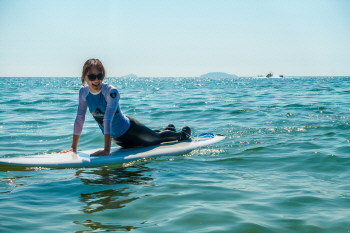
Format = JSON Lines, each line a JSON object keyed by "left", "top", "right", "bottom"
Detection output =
{"left": 0, "top": 77, "right": 350, "bottom": 232}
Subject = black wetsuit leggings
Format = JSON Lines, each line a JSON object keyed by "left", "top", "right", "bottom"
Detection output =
{"left": 112, "top": 116, "right": 182, "bottom": 148}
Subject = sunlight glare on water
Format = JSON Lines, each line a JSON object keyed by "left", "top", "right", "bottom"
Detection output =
{"left": 1, "top": 77, "right": 350, "bottom": 232}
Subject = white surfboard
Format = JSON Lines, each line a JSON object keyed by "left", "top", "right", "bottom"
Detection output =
{"left": 0, "top": 134, "right": 225, "bottom": 168}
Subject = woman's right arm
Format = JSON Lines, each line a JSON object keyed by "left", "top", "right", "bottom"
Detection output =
{"left": 60, "top": 88, "right": 87, "bottom": 153}
{"left": 70, "top": 134, "right": 81, "bottom": 152}
{"left": 60, "top": 134, "right": 81, "bottom": 153}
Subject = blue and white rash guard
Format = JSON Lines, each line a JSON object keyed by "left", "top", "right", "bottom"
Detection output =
{"left": 73, "top": 83, "right": 130, "bottom": 138}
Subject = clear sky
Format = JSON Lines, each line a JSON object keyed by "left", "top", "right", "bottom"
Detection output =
{"left": 1, "top": 0, "right": 349, "bottom": 77}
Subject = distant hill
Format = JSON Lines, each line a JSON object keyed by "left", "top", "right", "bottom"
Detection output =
{"left": 200, "top": 72, "right": 238, "bottom": 78}
{"left": 121, "top": 74, "right": 138, "bottom": 78}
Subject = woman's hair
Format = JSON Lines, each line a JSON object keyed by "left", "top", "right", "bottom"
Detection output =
{"left": 81, "top": 59, "right": 106, "bottom": 85}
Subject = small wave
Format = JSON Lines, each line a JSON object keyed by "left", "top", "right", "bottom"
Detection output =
{"left": 230, "top": 109, "right": 254, "bottom": 114}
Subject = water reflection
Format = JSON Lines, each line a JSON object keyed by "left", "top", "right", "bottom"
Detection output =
{"left": 74, "top": 219, "right": 142, "bottom": 232}
{"left": 79, "top": 187, "right": 140, "bottom": 214}
{"left": 0, "top": 168, "right": 44, "bottom": 194}
{"left": 74, "top": 164, "right": 157, "bottom": 231}
{"left": 76, "top": 164, "right": 156, "bottom": 214}
{"left": 76, "top": 164, "right": 155, "bottom": 186}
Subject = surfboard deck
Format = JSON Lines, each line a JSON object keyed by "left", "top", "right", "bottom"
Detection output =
{"left": 0, "top": 134, "right": 225, "bottom": 168}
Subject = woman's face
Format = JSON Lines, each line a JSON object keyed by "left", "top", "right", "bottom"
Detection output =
{"left": 84, "top": 66, "right": 104, "bottom": 93}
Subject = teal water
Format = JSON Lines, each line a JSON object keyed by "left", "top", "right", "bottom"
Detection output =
{"left": 1, "top": 77, "right": 350, "bottom": 232}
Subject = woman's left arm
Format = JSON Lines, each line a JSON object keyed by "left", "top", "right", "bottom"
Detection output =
{"left": 90, "top": 134, "right": 111, "bottom": 156}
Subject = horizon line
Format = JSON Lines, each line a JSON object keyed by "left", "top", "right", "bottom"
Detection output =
{"left": 1, "top": 76, "right": 350, "bottom": 78}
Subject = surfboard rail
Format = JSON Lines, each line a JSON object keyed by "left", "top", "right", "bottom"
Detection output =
{"left": 0, "top": 134, "right": 225, "bottom": 168}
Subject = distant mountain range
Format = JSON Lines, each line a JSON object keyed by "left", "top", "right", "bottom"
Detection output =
{"left": 200, "top": 72, "right": 238, "bottom": 78}
{"left": 121, "top": 74, "right": 138, "bottom": 78}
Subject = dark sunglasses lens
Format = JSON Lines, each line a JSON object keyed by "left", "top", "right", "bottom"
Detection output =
{"left": 88, "top": 73, "right": 103, "bottom": 81}
{"left": 97, "top": 73, "right": 103, "bottom": 80}
{"left": 87, "top": 74, "right": 96, "bottom": 81}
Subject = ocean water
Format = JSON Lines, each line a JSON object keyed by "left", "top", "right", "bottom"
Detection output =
{"left": 0, "top": 76, "right": 350, "bottom": 232}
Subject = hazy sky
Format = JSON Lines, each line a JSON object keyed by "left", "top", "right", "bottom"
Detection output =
{"left": 1, "top": 0, "right": 349, "bottom": 77}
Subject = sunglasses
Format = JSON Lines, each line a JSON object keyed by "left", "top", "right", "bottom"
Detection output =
{"left": 87, "top": 73, "right": 104, "bottom": 81}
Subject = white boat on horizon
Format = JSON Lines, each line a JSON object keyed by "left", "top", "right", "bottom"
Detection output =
{"left": 255, "top": 72, "right": 284, "bottom": 78}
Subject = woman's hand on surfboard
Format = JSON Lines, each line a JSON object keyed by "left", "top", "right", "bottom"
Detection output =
{"left": 60, "top": 148, "right": 77, "bottom": 153}
{"left": 90, "top": 149, "right": 110, "bottom": 157}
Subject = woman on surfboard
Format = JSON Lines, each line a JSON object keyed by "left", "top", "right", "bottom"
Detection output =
{"left": 61, "top": 59, "right": 191, "bottom": 157}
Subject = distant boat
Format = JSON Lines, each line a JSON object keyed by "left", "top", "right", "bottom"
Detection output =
{"left": 255, "top": 72, "right": 284, "bottom": 78}
{"left": 266, "top": 72, "right": 273, "bottom": 78}
{"left": 265, "top": 72, "right": 284, "bottom": 78}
